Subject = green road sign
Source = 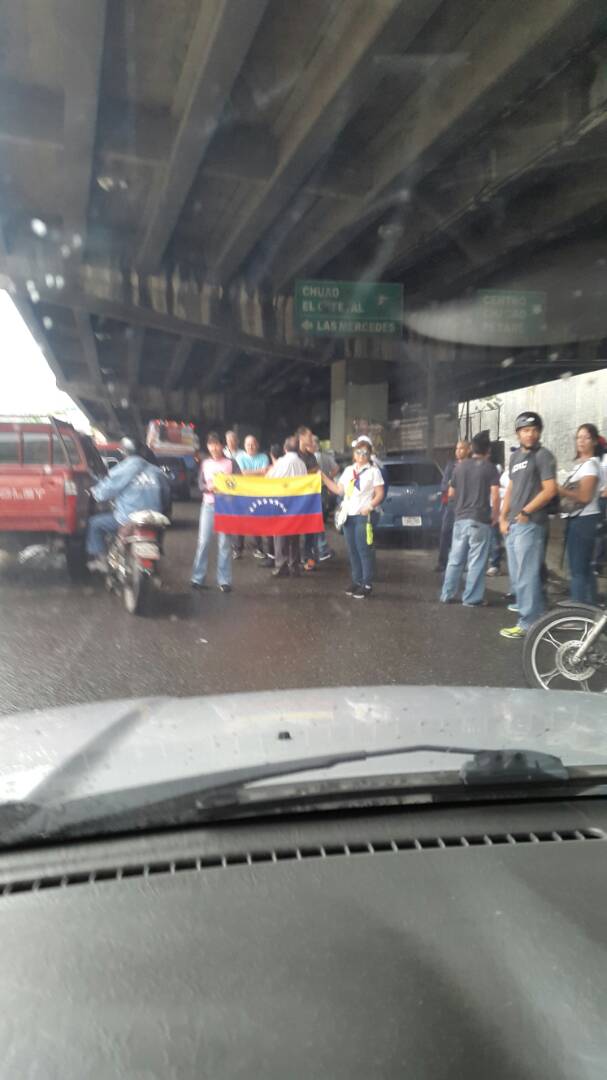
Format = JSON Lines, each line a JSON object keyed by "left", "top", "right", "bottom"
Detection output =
{"left": 295, "top": 279, "right": 403, "bottom": 337}
{"left": 474, "top": 290, "right": 547, "bottom": 341}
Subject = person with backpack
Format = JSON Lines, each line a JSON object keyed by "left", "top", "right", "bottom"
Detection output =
{"left": 558, "top": 423, "right": 603, "bottom": 605}
{"left": 499, "top": 412, "right": 557, "bottom": 640}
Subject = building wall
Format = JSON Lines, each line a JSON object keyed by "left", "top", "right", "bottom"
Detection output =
{"left": 465, "top": 369, "right": 607, "bottom": 474}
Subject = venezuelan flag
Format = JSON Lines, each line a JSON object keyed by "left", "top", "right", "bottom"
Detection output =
{"left": 213, "top": 473, "right": 323, "bottom": 536}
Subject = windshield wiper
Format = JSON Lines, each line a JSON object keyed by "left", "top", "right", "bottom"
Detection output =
{"left": 0, "top": 744, "right": 574, "bottom": 846}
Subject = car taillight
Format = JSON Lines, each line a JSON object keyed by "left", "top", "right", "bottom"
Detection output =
{"left": 64, "top": 478, "right": 78, "bottom": 496}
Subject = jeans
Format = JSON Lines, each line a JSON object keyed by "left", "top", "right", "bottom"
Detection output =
{"left": 505, "top": 521, "right": 546, "bottom": 630}
{"left": 233, "top": 534, "right": 263, "bottom": 554}
{"left": 303, "top": 531, "right": 330, "bottom": 560}
{"left": 192, "top": 503, "right": 232, "bottom": 585}
{"left": 437, "top": 505, "right": 454, "bottom": 570}
{"left": 489, "top": 524, "right": 502, "bottom": 569}
{"left": 274, "top": 533, "right": 300, "bottom": 570}
{"left": 86, "top": 511, "right": 120, "bottom": 556}
{"left": 441, "top": 519, "right": 492, "bottom": 605}
{"left": 343, "top": 515, "right": 375, "bottom": 587}
{"left": 566, "top": 514, "right": 599, "bottom": 605}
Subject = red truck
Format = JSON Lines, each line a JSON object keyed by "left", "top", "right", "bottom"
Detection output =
{"left": 0, "top": 418, "right": 107, "bottom": 579}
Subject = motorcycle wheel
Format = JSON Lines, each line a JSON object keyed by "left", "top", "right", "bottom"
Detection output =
{"left": 123, "top": 552, "right": 150, "bottom": 615}
{"left": 523, "top": 605, "right": 607, "bottom": 692}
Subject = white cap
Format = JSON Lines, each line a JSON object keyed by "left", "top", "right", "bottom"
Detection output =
{"left": 352, "top": 435, "right": 373, "bottom": 448}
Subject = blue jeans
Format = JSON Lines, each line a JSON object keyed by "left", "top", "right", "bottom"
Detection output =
{"left": 304, "top": 531, "right": 331, "bottom": 560}
{"left": 343, "top": 515, "right": 375, "bottom": 587}
{"left": 441, "top": 519, "right": 492, "bottom": 605}
{"left": 489, "top": 524, "right": 502, "bottom": 569}
{"left": 505, "top": 522, "right": 546, "bottom": 630}
{"left": 566, "top": 514, "right": 599, "bottom": 605}
{"left": 192, "top": 503, "right": 232, "bottom": 586}
{"left": 86, "top": 511, "right": 120, "bottom": 556}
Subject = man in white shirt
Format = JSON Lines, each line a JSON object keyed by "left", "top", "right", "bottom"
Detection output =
{"left": 271, "top": 436, "right": 307, "bottom": 577}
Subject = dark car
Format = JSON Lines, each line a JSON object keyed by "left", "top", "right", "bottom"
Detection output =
{"left": 375, "top": 455, "right": 443, "bottom": 538}
{"left": 156, "top": 455, "right": 191, "bottom": 501}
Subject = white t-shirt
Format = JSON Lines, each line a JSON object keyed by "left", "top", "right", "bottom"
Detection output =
{"left": 268, "top": 451, "right": 307, "bottom": 479}
{"left": 562, "top": 457, "right": 600, "bottom": 517}
{"left": 340, "top": 463, "right": 384, "bottom": 516}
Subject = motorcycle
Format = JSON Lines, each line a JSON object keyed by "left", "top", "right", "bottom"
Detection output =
{"left": 106, "top": 510, "right": 171, "bottom": 615}
{"left": 523, "top": 602, "right": 607, "bottom": 692}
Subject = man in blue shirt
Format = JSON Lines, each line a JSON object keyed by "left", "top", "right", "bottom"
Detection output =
{"left": 233, "top": 434, "right": 269, "bottom": 559}
{"left": 86, "top": 438, "right": 170, "bottom": 571}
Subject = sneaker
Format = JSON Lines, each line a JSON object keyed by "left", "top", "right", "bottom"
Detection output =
{"left": 500, "top": 626, "right": 526, "bottom": 640}
{"left": 258, "top": 558, "right": 274, "bottom": 569}
{"left": 253, "top": 549, "right": 266, "bottom": 560}
{"left": 232, "top": 550, "right": 242, "bottom": 560}
{"left": 351, "top": 585, "right": 366, "bottom": 599}
{"left": 190, "top": 580, "right": 206, "bottom": 590}
{"left": 507, "top": 603, "right": 519, "bottom": 613}
{"left": 463, "top": 600, "right": 488, "bottom": 607}
{"left": 267, "top": 552, "right": 275, "bottom": 560}
{"left": 363, "top": 584, "right": 372, "bottom": 595}
{"left": 219, "top": 584, "right": 232, "bottom": 593}
{"left": 345, "top": 582, "right": 361, "bottom": 596}
{"left": 304, "top": 559, "right": 316, "bottom": 572}
{"left": 486, "top": 566, "right": 499, "bottom": 577}
{"left": 439, "top": 596, "right": 457, "bottom": 604}
{"left": 318, "top": 550, "right": 335, "bottom": 562}
{"left": 272, "top": 565, "right": 289, "bottom": 578}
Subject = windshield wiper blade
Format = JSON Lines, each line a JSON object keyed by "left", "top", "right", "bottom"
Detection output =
{"left": 0, "top": 744, "right": 571, "bottom": 847}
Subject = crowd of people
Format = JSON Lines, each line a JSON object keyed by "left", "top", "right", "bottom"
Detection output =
{"left": 190, "top": 426, "right": 384, "bottom": 599}
{"left": 436, "top": 411, "right": 607, "bottom": 639}
{"left": 86, "top": 413, "right": 607, "bottom": 633}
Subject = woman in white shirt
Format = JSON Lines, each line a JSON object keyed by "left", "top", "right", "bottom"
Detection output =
{"left": 321, "top": 437, "right": 384, "bottom": 599}
{"left": 557, "top": 423, "right": 602, "bottom": 604}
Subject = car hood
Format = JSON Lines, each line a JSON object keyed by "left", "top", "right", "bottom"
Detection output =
{"left": 1, "top": 685, "right": 606, "bottom": 805}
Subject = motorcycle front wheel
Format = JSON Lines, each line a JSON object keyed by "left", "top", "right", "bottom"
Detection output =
{"left": 523, "top": 605, "right": 607, "bottom": 692}
{"left": 123, "top": 553, "right": 150, "bottom": 615}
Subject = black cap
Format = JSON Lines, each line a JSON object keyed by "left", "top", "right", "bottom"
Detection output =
{"left": 514, "top": 411, "right": 543, "bottom": 432}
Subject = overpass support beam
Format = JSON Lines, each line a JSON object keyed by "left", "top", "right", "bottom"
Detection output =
{"left": 330, "top": 358, "right": 388, "bottom": 454}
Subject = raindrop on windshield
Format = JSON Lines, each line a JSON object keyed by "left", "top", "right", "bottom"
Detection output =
{"left": 30, "top": 218, "right": 47, "bottom": 238}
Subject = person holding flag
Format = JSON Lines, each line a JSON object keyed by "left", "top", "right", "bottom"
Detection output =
{"left": 212, "top": 438, "right": 323, "bottom": 580}
{"left": 321, "top": 437, "right": 385, "bottom": 599}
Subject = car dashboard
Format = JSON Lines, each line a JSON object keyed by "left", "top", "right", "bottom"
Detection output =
{"left": 1, "top": 798, "right": 606, "bottom": 1079}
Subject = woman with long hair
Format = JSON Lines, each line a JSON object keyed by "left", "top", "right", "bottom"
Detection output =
{"left": 558, "top": 423, "right": 603, "bottom": 604}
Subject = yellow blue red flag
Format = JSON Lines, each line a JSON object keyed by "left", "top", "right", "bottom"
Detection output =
{"left": 213, "top": 472, "right": 323, "bottom": 536}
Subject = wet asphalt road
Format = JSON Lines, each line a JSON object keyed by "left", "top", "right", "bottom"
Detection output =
{"left": 0, "top": 501, "right": 533, "bottom": 716}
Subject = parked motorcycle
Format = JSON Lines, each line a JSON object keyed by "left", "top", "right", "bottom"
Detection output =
{"left": 106, "top": 510, "right": 170, "bottom": 614}
{"left": 523, "top": 602, "right": 607, "bottom": 692}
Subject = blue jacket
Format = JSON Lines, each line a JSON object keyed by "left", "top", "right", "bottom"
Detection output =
{"left": 92, "top": 456, "right": 170, "bottom": 524}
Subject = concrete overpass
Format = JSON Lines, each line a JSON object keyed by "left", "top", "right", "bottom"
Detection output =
{"left": 1, "top": 0, "right": 606, "bottom": 447}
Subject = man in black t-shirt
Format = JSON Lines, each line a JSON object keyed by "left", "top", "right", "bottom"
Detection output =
{"left": 440, "top": 434, "right": 500, "bottom": 607}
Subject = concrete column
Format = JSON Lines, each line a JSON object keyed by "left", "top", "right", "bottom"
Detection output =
{"left": 330, "top": 357, "right": 388, "bottom": 453}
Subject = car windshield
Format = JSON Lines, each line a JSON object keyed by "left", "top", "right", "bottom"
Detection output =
{"left": 384, "top": 463, "right": 442, "bottom": 486}
{"left": 1, "top": 1, "right": 607, "bottom": 842}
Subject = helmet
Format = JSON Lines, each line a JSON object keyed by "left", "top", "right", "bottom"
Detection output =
{"left": 514, "top": 411, "right": 543, "bottom": 432}
{"left": 120, "top": 437, "right": 138, "bottom": 456}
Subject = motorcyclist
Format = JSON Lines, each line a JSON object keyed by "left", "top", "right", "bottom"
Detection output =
{"left": 86, "top": 437, "right": 171, "bottom": 572}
